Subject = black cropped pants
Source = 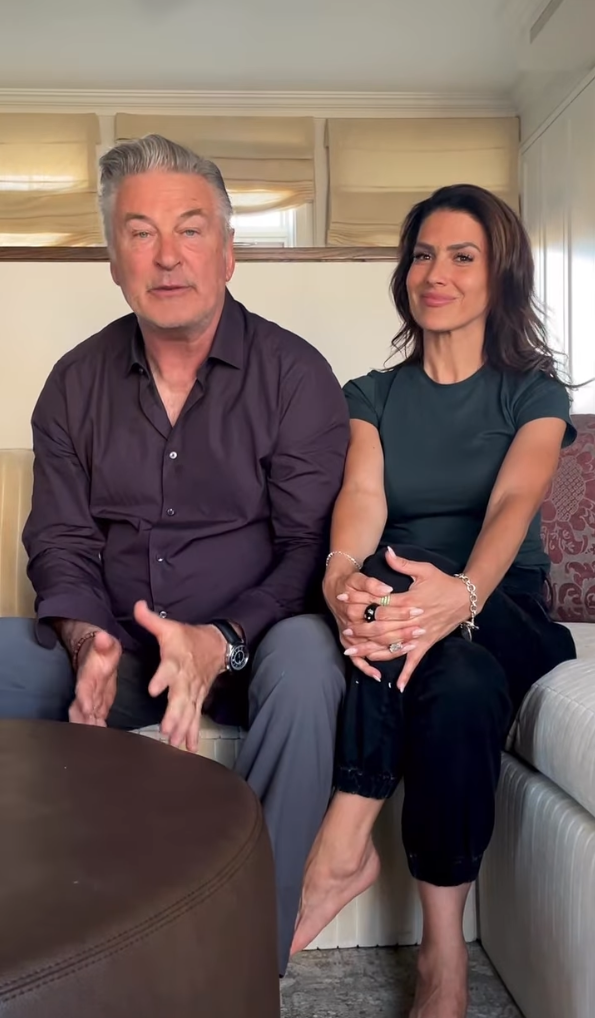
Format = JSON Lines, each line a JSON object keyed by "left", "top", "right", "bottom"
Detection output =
{"left": 335, "top": 545, "right": 576, "bottom": 887}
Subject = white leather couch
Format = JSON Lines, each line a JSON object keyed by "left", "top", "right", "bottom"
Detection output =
{"left": 479, "top": 625, "right": 595, "bottom": 1018}
{"left": 1, "top": 435, "right": 594, "bottom": 1017}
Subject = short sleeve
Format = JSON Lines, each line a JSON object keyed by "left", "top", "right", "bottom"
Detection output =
{"left": 343, "top": 369, "right": 399, "bottom": 429}
{"left": 343, "top": 375, "right": 379, "bottom": 427}
{"left": 514, "top": 372, "right": 576, "bottom": 448}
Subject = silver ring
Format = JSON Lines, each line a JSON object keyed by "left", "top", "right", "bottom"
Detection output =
{"left": 389, "top": 641, "right": 403, "bottom": 654}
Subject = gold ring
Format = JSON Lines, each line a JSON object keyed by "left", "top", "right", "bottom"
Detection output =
{"left": 380, "top": 594, "right": 391, "bottom": 607}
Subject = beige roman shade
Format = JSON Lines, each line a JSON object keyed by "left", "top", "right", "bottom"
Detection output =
{"left": 326, "top": 117, "right": 520, "bottom": 246}
{"left": 115, "top": 114, "right": 315, "bottom": 213}
{"left": 0, "top": 113, "right": 102, "bottom": 245}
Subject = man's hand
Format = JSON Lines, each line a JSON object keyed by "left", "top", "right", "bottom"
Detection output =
{"left": 69, "top": 630, "right": 122, "bottom": 726}
{"left": 134, "top": 601, "right": 227, "bottom": 752}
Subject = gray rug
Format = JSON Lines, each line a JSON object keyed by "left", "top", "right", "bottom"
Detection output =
{"left": 281, "top": 944, "right": 523, "bottom": 1017}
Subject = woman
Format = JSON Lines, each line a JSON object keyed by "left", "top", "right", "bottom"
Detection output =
{"left": 291, "top": 184, "right": 576, "bottom": 1018}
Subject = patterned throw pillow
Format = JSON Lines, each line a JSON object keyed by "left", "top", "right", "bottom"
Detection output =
{"left": 541, "top": 415, "right": 595, "bottom": 622}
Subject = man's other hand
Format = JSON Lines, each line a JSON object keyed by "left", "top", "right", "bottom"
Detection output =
{"left": 133, "top": 601, "right": 227, "bottom": 753}
{"left": 69, "top": 630, "right": 122, "bottom": 726}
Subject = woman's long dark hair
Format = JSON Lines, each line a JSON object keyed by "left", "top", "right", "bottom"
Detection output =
{"left": 390, "top": 183, "right": 564, "bottom": 381}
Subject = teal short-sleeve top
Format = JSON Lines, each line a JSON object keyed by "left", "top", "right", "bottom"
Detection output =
{"left": 343, "top": 362, "right": 575, "bottom": 573}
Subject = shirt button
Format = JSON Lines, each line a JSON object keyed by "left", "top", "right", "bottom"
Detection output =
{"left": 166, "top": 508, "right": 175, "bottom": 516}
{"left": 158, "top": 610, "right": 168, "bottom": 619}
{"left": 156, "top": 556, "right": 164, "bottom": 563}
{"left": 169, "top": 451, "right": 178, "bottom": 460}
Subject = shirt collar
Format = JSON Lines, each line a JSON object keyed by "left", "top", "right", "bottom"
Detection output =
{"left": 127, "top": 289, "right": 245, "bottom": 376}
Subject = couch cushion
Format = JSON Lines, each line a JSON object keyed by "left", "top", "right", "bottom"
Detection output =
{"left": 136, "top": 718, "right": 245, "bottom": 769}
{"left": 0, "top": 450, "right": 35, "bottom": 618}
{"left": 541, "top": 415, "right": 595, "bottom": 623}
{"left": 513, "top": 622, "right": 595, "bottom": 819}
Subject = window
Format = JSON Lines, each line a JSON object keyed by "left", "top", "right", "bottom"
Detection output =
{"left": 231, "top": 208, "right": 297, "bottom": 248}
{"left": 0, "top": 113, "right": 103, "bottom": 246}
{"left": 326, "top": 117, "right": 519, "bottom": 245}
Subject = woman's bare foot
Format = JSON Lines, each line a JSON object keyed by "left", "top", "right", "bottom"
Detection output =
{"left": 410, "top": 940, "right": 468, "bottom": 1018}
{"left": 290, "top": 836, "right": 381, "bottom": 955}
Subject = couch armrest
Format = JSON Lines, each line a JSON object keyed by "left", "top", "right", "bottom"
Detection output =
{"left": 0, "top": 449, "right": 35, "bottom": 618}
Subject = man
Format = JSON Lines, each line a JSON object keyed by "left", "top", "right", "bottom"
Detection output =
{"left": 0, "top": 134, "right": 348, "bottom": 973}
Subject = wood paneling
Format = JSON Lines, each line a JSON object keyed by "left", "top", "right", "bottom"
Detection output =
{"left": 0, "top": 246, "right": 399, "bottom": 263}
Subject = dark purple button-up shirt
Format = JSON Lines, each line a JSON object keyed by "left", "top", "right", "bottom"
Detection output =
{"left": 24, "top": 292, "right": 349, "bottom": 652}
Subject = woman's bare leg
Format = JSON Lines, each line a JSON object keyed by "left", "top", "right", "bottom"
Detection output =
{"left": 410, "top": 881, "right": 471, "bottom": 1018}
{"left": 290, "top": 791, "right": 384, "bottom": 954}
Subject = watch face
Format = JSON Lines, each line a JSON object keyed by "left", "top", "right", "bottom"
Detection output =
{"left": 229, "top": 642, "right": 249, "bottom": 671}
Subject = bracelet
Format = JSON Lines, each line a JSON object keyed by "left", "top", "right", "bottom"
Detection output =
{"left": 72, "top": 630, "right": 99, "bottom": 671}
{"left": 454, "top": 573, "right": 479, "bottom": 640}
{"left": 326, "top": 550, "right": 362, "bottom": 571}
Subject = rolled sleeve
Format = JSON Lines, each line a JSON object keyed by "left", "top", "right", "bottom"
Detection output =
{"left": 34, "top": 595, "right": 126, "bottom": 649}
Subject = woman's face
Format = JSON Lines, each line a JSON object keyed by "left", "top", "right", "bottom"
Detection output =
{"left": 406, "top": 209, "right": 490, "bottom": 336}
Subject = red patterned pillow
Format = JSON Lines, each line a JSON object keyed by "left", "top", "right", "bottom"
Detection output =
{"left": 541, "top": 415, "right": 595, "bottom": 622}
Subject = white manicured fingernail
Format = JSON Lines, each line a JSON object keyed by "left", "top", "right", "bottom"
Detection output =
{"left": 337, "top": 593, "right": 349, "bottom": 602}
{"left": 343, "top": 628, "right": 353, "bottom": 636}
{"left": 409, "top": 608, "right": 424, "bottom": 618}
{"left": 412, "top": 628, "right": 426, "bottom": 638}
{"left": 344, "top": 648, "right": 358, "bottom": 657}
{"left": 401, "top": 642, "right": 417, "bottom": 652}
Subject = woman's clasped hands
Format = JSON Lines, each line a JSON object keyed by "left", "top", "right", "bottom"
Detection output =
{"left": 325, "top": 547, "right": 473, "bottom": 691}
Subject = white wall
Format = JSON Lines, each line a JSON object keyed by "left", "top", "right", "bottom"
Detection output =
{"left": 521, "top": 71, "right": 595, "bottom": 411}
{"left": 513, "top": 0, "right": 595, "bottom": 144}
{"left": 0, "top": 261, "right": 396, "bottom": 448}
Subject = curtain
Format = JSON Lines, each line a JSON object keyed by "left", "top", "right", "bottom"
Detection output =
{"left": 0, "top": 113, "right": 102, "bottom": 245}
{"left": 115, "top": 114, "right": 315, "bottom": 213}
{"left": 326, "top": 117, "right": 519, "bottom": 246}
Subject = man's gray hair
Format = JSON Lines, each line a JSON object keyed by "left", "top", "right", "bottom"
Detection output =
{"left": 98, "top": 134, "right": 233, "bottom": 246}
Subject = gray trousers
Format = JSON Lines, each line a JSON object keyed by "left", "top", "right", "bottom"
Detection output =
{"left": 0, "top": 615, "right": 345, "bottom": 974}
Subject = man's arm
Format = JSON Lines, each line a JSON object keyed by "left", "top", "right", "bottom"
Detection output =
{"left": 23, "top": 366, "right": 125, "bottom": 651}
{"left": 54, "top": 619, "right": 101, "bottom": 666}
{"left": 217, "top": 351, "right": 350, "bottom": 646}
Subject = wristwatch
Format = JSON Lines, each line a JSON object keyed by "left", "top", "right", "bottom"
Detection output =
{"left": 210, "top": 619, "right": 250, "bottom": 672}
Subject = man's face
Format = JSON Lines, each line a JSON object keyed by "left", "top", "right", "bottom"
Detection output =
{"left": 109, "top": 170, "right": 235, "bottom": 337}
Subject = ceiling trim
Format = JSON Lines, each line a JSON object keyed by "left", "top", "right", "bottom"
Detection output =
{"left": 499, "top": 0, "right": 552, "bottom": 32}
{"left": 0, "top": 88, "right": 517, "bottom": 118}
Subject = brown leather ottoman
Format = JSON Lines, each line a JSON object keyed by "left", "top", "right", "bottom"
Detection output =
{"left": 0, "top": 720, "right": 280, "bottom": 1018}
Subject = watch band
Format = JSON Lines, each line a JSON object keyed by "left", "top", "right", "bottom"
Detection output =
{"left": 211, "top": 619, "right": 241, "bottom": 646}
{"left": 210, "top": 619, "right": 249, "bottom": 672}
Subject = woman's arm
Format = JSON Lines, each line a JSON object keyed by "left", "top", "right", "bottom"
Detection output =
{"left": 326, "top": 419, "right": 388, "bottom": 574}
{"left": 345, "top": 415, "right": 568, "bottom": 690}
{"left": 464, "top": 416, "right": 567, "bottom": 608}
{"left": 323, "top": 419, "right": 392, "bottom": 679}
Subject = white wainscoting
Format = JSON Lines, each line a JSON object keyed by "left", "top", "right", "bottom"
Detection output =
{"left": 521, "top": 71, "right": 595, "bottom": 412}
